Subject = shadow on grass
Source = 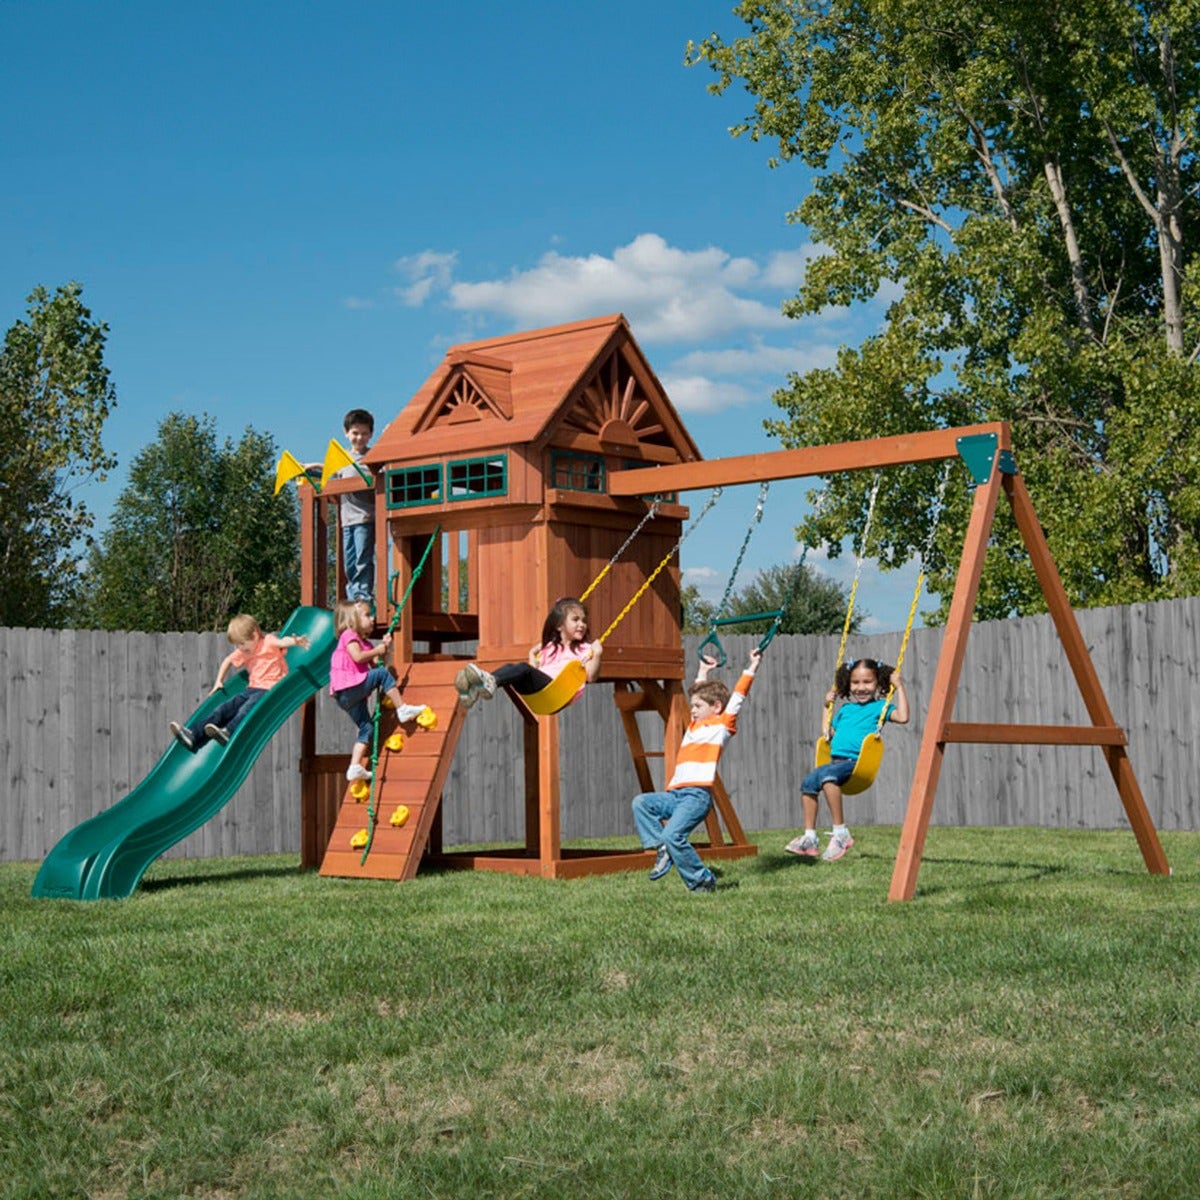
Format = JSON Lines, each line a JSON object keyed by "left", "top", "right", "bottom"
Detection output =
{"left": 140, "top": 859, "right": 304, "bottom": 892}
{"left": 748, "top": 852, "right": 822, "bottom": 876}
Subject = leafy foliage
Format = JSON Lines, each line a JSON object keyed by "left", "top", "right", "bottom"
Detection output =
{"left": 84, "top": 413, "right": 300, "bottom": 631}
{"left": 689, "top": 1, "right": 1200, "bottom": 617}
{"left": 0, "top": 283, "right": 116, "bottom": 627}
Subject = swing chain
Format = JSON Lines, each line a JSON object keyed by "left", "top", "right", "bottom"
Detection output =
{"left": 878, "top": 461, "right": 954, "bottom": 729}
{"left": 831, "top": 473, "right": 882, "bottom": 684}
{"left": 595, "top": 487, "right": 722, "bottom": 646}
{"left": 711, "top": 482, "right": 770, "bottom": 621}
{"left": 580, "top": 498, "right": 661, "bottom": 603}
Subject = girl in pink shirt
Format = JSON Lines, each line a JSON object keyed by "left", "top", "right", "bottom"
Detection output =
{"left": 330, "top": 601, "right": 428, "bottom": 781}
{"left": 454, "top": 596, "right": 603, "bottom": 709}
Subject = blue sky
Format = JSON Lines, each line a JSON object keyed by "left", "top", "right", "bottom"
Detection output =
{"left": 2, "top": 0, "right": 926, "bottom": 634}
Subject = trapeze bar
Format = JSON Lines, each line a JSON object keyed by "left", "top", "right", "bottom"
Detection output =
{"left": 713, "top": 609, "right": 784, "bottom": 627}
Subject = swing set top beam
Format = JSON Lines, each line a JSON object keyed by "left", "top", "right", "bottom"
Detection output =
{"left": 608, "top": 421, "right": 1011, "bottom": 496}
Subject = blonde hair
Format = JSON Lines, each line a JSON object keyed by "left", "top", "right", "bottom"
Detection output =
{"left": 227, "top": 614, "right": 262, "bottom": 644}
{"left": 333, "top": 600, "right": 366, "bottom": 635}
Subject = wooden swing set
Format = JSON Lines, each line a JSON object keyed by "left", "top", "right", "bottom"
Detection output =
{"left": 610, "top": 419, "right": 1171, "bottom": 901}
{"left": 289, "top": 315, "right": 1165, "bottom": 900}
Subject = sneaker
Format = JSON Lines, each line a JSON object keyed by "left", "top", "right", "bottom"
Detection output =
{"left": 690, "top": 870, "right": 717, "bottom": 893}
{"left": 169, "top": 721, "right": 195, "bottom": 752}
{"left": 785, "top": 833, "right": 820, "bottom": 858}
{"left": 204, "top": 723, "right": 231, "bottom": 746}
{"left": 454, "top": 668, "right": 479, "bottom": 709}
{"left": 395, "top": 703, "right": 427, "bottom": 723}
{"left": 463, "top": 662, "right": 497, "bottom": 700}
{"left": 346, "top": 763, "right": 372, "bottom": 782}
{"left": 821, "top": 831, "right": 855, "bottom": 862}
{"left": 648, "top": 845, "right": 673, "bottom": 881}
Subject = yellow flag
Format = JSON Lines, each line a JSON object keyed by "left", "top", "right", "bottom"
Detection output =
{"left": 273, "top": 450, "right": 312, "bottom": 495}
{"left": 321, "top": 439, "right": 373, "bottom": 490}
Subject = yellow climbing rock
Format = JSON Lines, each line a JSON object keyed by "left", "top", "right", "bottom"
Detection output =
{"left": 349, "top": 829, "right": 369, "bottom": 849}
{"left": 350, "top": 779, "right": 371, "bottom": 802}
{"left": 416, "top": 707, "right": 437, "bottom": 731}
{"left": 386, "top": 731, "right": 405, "bottom": 752}
{"left": 390, "top": 805, "right": 410, "bottom": 828}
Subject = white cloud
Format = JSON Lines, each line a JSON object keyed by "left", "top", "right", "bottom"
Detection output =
{"left": 659, "top": 374, "right": 754, "bottom": 413}
{"left": 393, "top": 251, "right": 458, "bottom": 308}
{"left": 446, "top": 233, "right": 789, "bottom": 341}
{"left": 672, "top": 339, "right": 840, "bottom": 379}
{"left": 760, "top": 245, "right": 822, "bottom": 289}
{"left": 376, "top": 234, "right": 895, "bottom": 422}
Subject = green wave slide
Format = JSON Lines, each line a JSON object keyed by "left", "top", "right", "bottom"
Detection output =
{"left": 32, "top": 606, "right": 335, "bottom": 901}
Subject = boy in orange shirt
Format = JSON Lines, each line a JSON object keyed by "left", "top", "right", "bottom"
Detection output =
{"left": 631, "top": 646, "right": 761, "bottom": 892}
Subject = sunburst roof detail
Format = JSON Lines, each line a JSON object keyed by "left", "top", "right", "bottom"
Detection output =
{"left": 413, "top": 352, "right": 513, "bottom": 431}
{"left": 557, "top": 343, "right": 670, "bottom": 450}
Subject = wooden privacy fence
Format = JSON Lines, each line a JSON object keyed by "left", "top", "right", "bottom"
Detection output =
{"left": 3, "top": 596, "right": 1198, "bottom": 865}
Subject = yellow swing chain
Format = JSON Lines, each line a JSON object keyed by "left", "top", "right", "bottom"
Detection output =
{"left": 876, "top": 462, "right": 952, "bottom": 730}
{"left": 579, "top": 498, "right": 661, "bottom": 603}
{"left": 825, "top": 474, "right": 882, "bottom": 728}
{"left": 593, "top": 487, "right": 722, "bottom": 646}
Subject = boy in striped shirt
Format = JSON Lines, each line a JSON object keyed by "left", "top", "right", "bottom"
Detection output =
{"left": 631, "top": 646, "right": 762, "bottom": 892}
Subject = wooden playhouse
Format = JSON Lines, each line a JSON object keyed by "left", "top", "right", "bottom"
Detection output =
{"left": 298, "top": 313, "right": 758, "bottom": 881}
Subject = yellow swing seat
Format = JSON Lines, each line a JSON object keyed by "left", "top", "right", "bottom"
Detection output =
{"left": 813, "top": 732, "right": 885, "bottom": 796}
{"left": 518, "top": 659, "right": 588, "bottom": 716}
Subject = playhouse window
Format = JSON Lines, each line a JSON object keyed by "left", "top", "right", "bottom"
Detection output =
{"left": 385, "top": 464, "right": 443, "bottom": 509}
{"left": 448, "top": 455, "right": 507, "bottom": 500}
{"left": 551, "top": 452, "right": 606, "bottom": 493}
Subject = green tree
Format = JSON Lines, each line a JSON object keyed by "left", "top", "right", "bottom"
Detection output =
{"left": 723, "top": 561, "right": 860, "bottom": 635}
{"left": 0, "top": 283, "right": 117, "bottom": 626}
{"left": 85, "top": 413, "right": 300, "bottom": 631}
{"left": 683, "top": 562, "right": 860, "bottom": 636}
{"left": 681, "top": 582, "right": 717, "bottom": 634}
{"left": 689, "top": 1, "right": 1200, "bottom": 618}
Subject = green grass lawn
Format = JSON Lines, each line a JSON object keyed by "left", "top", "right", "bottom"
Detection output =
{"left": 3, "top": 826, "right": 1198, "bottom": 1199}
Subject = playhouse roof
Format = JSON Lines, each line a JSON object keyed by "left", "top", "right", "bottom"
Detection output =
{"left": 368, "top": 314, "right": 702, "bottom": 466}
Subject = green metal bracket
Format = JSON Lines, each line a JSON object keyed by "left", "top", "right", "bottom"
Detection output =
{"left": 956, "top": 435, "right": 1019, "bottom": 485}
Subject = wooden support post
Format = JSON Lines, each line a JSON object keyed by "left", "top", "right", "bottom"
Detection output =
{"left": 1004, "top": 472, "right": 1169, "bottom": 877}
{"left": 889, "top": 468, "right": 1003, "bottom": 901}
{"left": 538, "top": 714, "right": 561, "bottom": 873}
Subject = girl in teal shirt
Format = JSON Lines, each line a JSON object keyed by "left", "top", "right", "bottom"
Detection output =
{"left": 785, "top": 658, "right": 909, "bottom": 862}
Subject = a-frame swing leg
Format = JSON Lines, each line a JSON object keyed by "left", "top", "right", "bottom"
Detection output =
{"left": 889, "top": 466, "right": 1001, "bottom": 901}
{"left": 889, "top": 463, "right": 1170, "bottom": 902}
{"left": 1004, "top": 471, "right": 1169, "bottom": 878}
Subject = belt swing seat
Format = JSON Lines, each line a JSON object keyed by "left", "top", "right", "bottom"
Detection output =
{"left": 519, "top": 489, "right": 723, "bottom": 716}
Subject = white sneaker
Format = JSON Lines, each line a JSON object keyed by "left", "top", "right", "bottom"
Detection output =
{"left": 464, "top": 662, "right": 497, "bottom": 699}
{"left": 346, "top": 763, "right": 372, "bottom": 782}
{"left": 821, "top": 831, "right": 855, "bottom": 862}
{"left": 396, "top": 703, "right": 427, "bottom": 722}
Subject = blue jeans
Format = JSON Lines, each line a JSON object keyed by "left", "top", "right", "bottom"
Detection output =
{"left": 186, "top": 688, "right": 265, "bottom": 750}
{"left": 334, "top": 667, "right": 395, "bottom": 744}
{"left": 342, "top": 521, "right": 374, "bottom": 602}
{"left": 800, "top": 756, "right": 855, "bottom": 797}
{"left": 632, "top": 786, "right": 714, "bottom": 890}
